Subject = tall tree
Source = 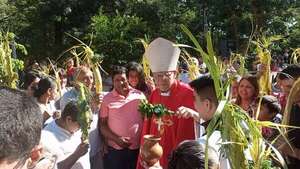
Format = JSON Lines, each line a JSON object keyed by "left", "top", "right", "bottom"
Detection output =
{"left": 2, "top": 0, "right": 299, "bottom": 63}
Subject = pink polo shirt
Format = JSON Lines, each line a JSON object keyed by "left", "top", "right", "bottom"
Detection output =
{"left": 100, "top": 88, "right": 146, "bottom": 150}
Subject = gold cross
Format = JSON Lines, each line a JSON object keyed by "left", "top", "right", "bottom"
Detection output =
{"left": 153, "top": 118, "right": 173, "bottom": 135}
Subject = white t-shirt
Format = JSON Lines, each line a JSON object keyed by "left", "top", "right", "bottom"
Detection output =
{"left": 41, "top": 121, "right": 90, "bottom": 169}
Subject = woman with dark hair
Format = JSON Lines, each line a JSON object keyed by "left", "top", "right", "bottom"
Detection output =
{"left": 33, "top": 77, "right": 58, "bottom": 124}
{"left": 22, "top": 71, "right": 41, "bottom": 96}
{"left": 234, "top": 75, "right": 259, "bottom": 117}
{"left": 126, "top": 62, "right": 154, "bottom": 98}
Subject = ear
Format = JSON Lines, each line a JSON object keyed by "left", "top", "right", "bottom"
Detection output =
{"left": 47, "top": 88, "right": 52, "bottom": 96}
{"left": 203, "top": 99, "right": 211, "bottom": 112}
{"left": 65, "top": 116, "right": 72, "bottom": 123}
{"left": 205, "top": 99, "right": 217, "bottom": 113}
{"left": 30, "top": 144, "right": 43, "bottom": 163}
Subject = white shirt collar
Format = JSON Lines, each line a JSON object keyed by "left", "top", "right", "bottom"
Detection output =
{"left": 160, "top": 91, "right": 170, "bottom": 96}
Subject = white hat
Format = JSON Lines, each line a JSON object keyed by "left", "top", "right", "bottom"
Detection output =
{"left": 145, "top": 37, "right": 180, "bottom": 73}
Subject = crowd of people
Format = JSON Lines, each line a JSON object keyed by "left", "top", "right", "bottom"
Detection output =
{"left": 1, "top": 37, "right": 300, "bottom": 169}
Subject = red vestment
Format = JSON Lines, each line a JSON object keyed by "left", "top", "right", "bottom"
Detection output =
{"left": 137, "top": 80, "right": 195, "bottom": 169}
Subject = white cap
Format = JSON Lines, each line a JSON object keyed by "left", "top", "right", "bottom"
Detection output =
{"left": 145, "top": 37, "right": 180, "bottom": 73}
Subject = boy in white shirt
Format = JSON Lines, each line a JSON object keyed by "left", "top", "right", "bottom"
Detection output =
{"left": 177, "top": 75, "right": 230, "bottom": 169}
{"left": 41, "top": 101, "right": 90, "bottom": 169}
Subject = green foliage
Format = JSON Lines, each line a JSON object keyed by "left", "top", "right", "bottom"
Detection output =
{"left": 89, "top": 1, "right": 199, "bottom": 68}
{"left": 0, "top": 0, "right": 39, "bottom": 33}
{"left": 249, "top": 159, "right": 274, "bottom": 169}
{"left": 12, "top": 58, "right": 24, "bottom": 71}
{"left": 90, "top": 9, "right": 149, "bottom": 67}
{"left": 221, "top": 104, "right": 249, "bottom": 169}
{"left": 1, "top": 0, "right": 101, "bottom": 60}
{"left": 76, "top": 82, "right": 92, "bottom": 142}
{"left": 139, "top": 100, "right": 173, "bottom": 118}
{"left": 0, "top": 32, "right": 25, "bottom": 88}
{"left": 1, "top": 0, "right": 299, "bottom": 64}
{"left": 181, "top": 26, "right": 288, "bottom": 169}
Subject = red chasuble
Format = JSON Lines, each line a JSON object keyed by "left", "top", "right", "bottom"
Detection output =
{"left": 137, "top": 80, "right": 195, "bottom": 169}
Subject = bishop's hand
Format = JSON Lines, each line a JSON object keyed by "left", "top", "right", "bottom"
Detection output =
{"left": 175, "top": 106, "right": 199, "bottom": 120}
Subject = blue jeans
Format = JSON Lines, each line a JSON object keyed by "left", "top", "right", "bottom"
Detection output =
{"left": 104, "top": 147, "right": 139, "bottom": 169}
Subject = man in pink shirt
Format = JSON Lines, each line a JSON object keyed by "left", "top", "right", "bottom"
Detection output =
{"left": 99, "top": 66, "right": 146, "bottom": 169}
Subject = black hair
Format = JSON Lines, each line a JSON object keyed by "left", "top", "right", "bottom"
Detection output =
{"left": 278, "top": 64, "right": 300, "bottom": 80}
{"left": 126, "top": 62, "right": 149, "bottom": 92}
{"left": 168, "top": 140, "right": 218, "bottom": 169}
{"left": 33, "top": 77, "right": 56, "bottom": 98}
{"left": 111, "top": 65, "right": 127, "bottom": 80}
{"left": 189, "top": 75, "right": 218, "bottom": 106}
{"left": 22, "top": 71, "right": 40, "bottom": 90}
{"left": 61, "top": 101, "right": 79, "bottom": 121}
{"left": 260, "top": 95, "right": 281, "bottom": 115}
{"left": 0, "top": 87, "right": 42, "bottom": 167}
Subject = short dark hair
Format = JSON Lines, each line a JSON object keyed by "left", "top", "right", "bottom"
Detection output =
{"left": 168, "top": 140, "right": 219, "bottom": 169}
{"left": 111, "top": 65, "right": 127, "bottom": 80}
{"left": 61, "top": 101, "right": 80, "bottom": 121}
{"left": 189, "top": 75, "right": 218, "bottom": 106}
{"left": 260, "top": 95, "right": 281, "bottom": 115}
{"left": 278, "top": 64, "right": 300, "bottom": 80}
{"left": 0, "top": 87, "right": 42, "bottom": 167}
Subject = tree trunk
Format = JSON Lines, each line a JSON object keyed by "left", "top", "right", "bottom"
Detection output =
{"left": 54, "top": 21, "right": 63, "bottom": 46}
{"left": 251, "top": 0, "right": 264, "bottom": 32}
{"left": 54, "top": 20, "right": 64, "bottom": 56}
{"left": 231, "top": 14, "right": 239, "bottom": 52}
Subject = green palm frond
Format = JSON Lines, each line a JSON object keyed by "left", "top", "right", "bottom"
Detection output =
{"left": 290, "top": 48, "right": 300, "bottom": 64}
{"left": 180, "top": 25, "right": 290, "bottom": 169}
{"left": 0, "top": 32, "right": 24, "bottom": 88}
{"left": 180, "top": 25, "right": 223, "bottom": 100}
{"left": 76, "top": 82, "right": 92, "bottom": 142}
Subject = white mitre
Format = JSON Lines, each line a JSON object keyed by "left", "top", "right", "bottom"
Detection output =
{"left": 145, "top": 37, "right": 180, "bottom": 73}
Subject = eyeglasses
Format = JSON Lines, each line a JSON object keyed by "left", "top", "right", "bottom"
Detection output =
{"left": 153, "top": 71, "right": 175, "bottom": 79}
